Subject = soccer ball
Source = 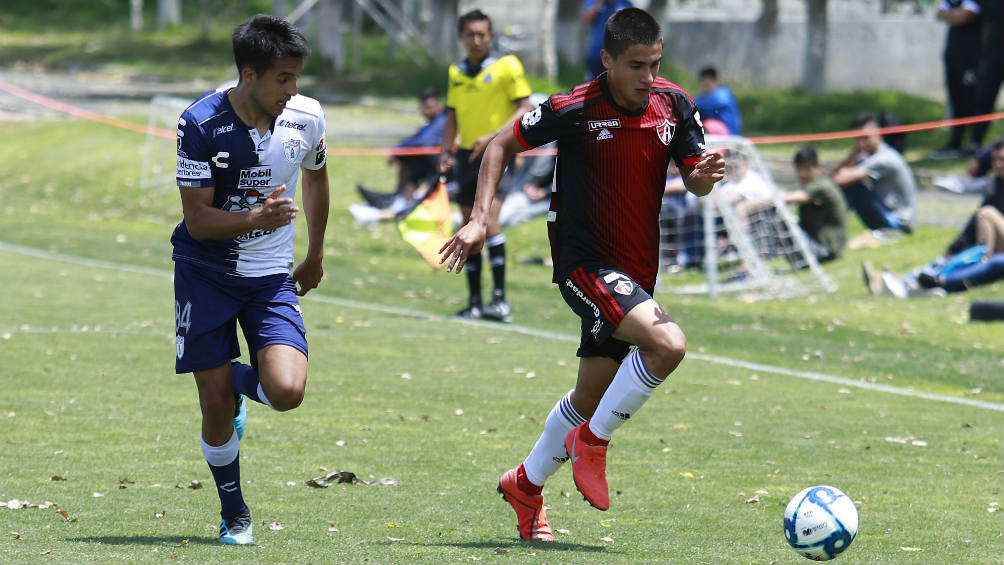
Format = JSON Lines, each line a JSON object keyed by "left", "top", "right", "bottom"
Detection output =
{"left": 783, "top": 485, "right": 858, "bottom": 561}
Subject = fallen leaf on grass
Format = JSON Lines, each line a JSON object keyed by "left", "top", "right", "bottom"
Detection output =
{"left": 327, "top": 525, "right": 339, "bottom": 532}
{"left": 40, "top": 549, "right": 51, "bottom": 555}
{"left": 177, "top": 539, "right": 188, "bottom": 547}
{"left": 387, "top": 537, "right": 405, "bottom": 542}
{"left": 187, "top": 480, "right": 202, "bottom": 490}
{"left": 306, "top": 470, "right": 401, "bottom": 488}
{"left": 58, "top": 509, "right": 76, "bottom": 522}
{"left": 493, "top": 547, "right": 508, "bottom": 555}
{"left": 154, "top": 510, "right": 166, "bottom": 519}
{"left": 745, "top": 495, "right": 760, "bottom": 504}
{"left": 170, "top": 552, "right": 178, "bottom": 558}
{"left": 680, "top": 472, "right": 694, "bottom": 478}
{"left": 900, "top": 547, "right": 923, "bottom": 552}
{"left": 600, "top": 536, "right": 614, "bottom": 542}
{"left": 556, "top": 528, "right": 570, "bottom": 535}
{"left": 268, "top": 522, "right": 283, "bottom": 531}
{"left": 91, "top": 492, "right": 103, "bottom": 498}
{"left": 50, "top": 476, "right": 66, "bottom": 482}
{"left": 12, "top": 532, "right": 21, "bottom": 540}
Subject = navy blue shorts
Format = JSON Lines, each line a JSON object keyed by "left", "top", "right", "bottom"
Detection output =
{"left": 558, "top": 266, "right": 652, "bottom": 362}
{"left": 174, "top": 261, "right": 308, "bottom": 374}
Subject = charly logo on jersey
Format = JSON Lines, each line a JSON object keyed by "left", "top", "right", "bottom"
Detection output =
{"left": 238, "top": 164, "right": 273, "bottom": 188}
{"left": 603, "top": 271, "right": 634, "bottom": 295}
{"left": 656, "top": 118, "right": 675, "bottom": 146}
{"left": 588, "top": 119, "right": 621, "bottom": 131}
{"left": 282, "top": 139, "right": 301, "bottom": 164}
{"left": 212, "top": 123, "right": 235, "bottom": 138}
{"left": 277, "top": 119, "right": 307, "bottom": 131}
{"left": 521, "top": 107, "right": 542, "bottom": 128}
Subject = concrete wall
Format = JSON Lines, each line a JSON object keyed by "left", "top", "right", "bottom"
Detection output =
{"left": 662, "top": 19, "right": 945, "bottom": 97}
{"left": 459, "top": 0, "right": 948, "bottom": 98}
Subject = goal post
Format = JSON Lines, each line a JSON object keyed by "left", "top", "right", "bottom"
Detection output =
{"left": 658, "top": 135, "right": 837, "bottom": 301}
{"left": 138, "top": 94, "right": 191, "bottom": 190}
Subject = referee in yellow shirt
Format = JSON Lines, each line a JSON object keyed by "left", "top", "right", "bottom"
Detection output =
{"left": 439, "top": 8, "right": 532, "bottom": 322}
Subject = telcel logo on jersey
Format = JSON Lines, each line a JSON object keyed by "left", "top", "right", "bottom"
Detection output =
{"left": 239, "top": 165, "right": 273, "bottom": 188}
{"left": 588, "top": 119, "right": 621, "bottom": 131}
{"left": 277, "top": 119, "right": 307, "bottom": 131}
{"left": 212, "top": 123, "right": 235, "bottom": 137}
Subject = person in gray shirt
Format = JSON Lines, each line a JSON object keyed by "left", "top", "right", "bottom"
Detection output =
{"left": 831, "top": 112, "right": 916, "bottom": 233}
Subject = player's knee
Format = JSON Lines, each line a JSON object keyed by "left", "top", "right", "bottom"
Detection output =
{"left": 644, "top": 326, "right": 687, "bottom": 376}
{"left": 201, "top": 387, "right": 236, "bottom": 417}
{"left": 268, "top": 381, "right": 305, "bottom": 412}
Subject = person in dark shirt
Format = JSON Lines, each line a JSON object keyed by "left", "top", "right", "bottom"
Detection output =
{"left": 969, "top": 0, "right": 1003, "bottom": 149}
{"left": 784, "top": 147, "right": 847, "bottom": 262}
{"left": 440, "top": 7, "right": 724, "bottom": 542}
{"left": 930, "top": 0, "right": 983, "bottom": 159}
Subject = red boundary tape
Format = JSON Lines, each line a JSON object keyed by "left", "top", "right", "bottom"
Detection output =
{"left": 2, "top": 79, "right": 1000, "bottom": 156}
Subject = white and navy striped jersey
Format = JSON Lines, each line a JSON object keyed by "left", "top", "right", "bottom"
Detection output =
{"left": 172, "top": 89, "right": 326, "bottom": 277}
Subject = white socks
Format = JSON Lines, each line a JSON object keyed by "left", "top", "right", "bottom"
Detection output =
{"left": 588, "top": 349, "right": 662, "bottom": 441}
{"left": 522, "top": 390, "right": 584, "bottom": 486}
{"left": 201, "top": 429, "right": 240, "bottom": 467}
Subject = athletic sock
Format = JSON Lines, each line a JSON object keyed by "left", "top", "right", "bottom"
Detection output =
{"left": 201, "top": 429, "right": 246, "bottom": 519}
{"left": 515, "top": 463, "right": 541, "bottom": 496}
{"left": 486, "top": 233, "right": 506, "bottom": 301}
{"left": 465, "top": 251, "right": 483, "bottom": 307}
{"left": 522, "top": 390, "right": 584, "bottom": 487}
{"left": 230, "top": 362, "right": 272, "bottom": 408}
{"left": 588, "top": 349, "right": 662, "bottom": 441}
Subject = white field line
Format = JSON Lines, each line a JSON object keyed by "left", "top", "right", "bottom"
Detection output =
{"left": 2, "top": 240, "right": 1001, "bottom": 413}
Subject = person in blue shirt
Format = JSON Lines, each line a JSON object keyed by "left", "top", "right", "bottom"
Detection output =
{"left": 694, "top": 66, "right": 743, "bottom": 135}
{"left": 356, "top": 87, "right": 447, "bottom": 216}
{"left": 581, "top": 0, "right": 633, "bottom": 80}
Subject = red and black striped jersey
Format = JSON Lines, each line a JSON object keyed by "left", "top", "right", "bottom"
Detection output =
{"left": 514, "top": 73, "right": 705, "bottom": 290}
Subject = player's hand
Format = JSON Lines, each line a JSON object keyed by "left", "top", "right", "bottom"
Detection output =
{"left": 252, "top": 185, "right": 298, "bottom": 230}
{"left": 438, "top": 221, "right": 487, "bottom": 273}
{"left": 685, "top": 149, "right": 726, "bottom": 195}
{"left": 292, "top": 256, "right": 323, "bottom": 296}
{"left": 469, "top": 134, "right": 494, "bottom": 162}
{"left": 438, "top": 152, "right": 455, "bottom": 175}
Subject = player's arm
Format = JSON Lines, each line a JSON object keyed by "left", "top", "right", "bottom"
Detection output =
{"left": 292, "top": 164, "right": 329, "bottom": 296}
{"left": 179, "top": 185, "right": 297, "bottom": 240}
{"left": 937, "top": 3, "right": 978, "bottom": 26}
{"left": 440, "top": 122, "right": 526, "bottom": 273}
{"left": 782, "top": 189, "right": 810, "bottom": 204}
{"left": 439, "top": 108, "right": 458, "bottom": 174}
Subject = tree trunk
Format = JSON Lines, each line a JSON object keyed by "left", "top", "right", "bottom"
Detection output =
{"left": 428, "top": 0, "right": 458, "bottom": 62}
{"left": 756, "top": 0, "right": 778, "bottom": 37}
{"left": 156, "top": 0, "right": 181, "bottom": 29}
{"left": 648, "top": 0, "right": 668, "bottom": 23}
{"left": 802, "top": 0, "right": 828, "bottom": 94}
{"left": 319, "top": 0, "right": 345, "bottom": 73}
{"left": 130, "top": 0, "right": 144, "bottom": 32}
{"left": 199, "top": 0, "right": 211, "bottom": 40}
{"left": 538, "top": 0, "right": 558, "bottom": 81}
{"left": 555, "top": 0, "right": 582, "bottom": 70}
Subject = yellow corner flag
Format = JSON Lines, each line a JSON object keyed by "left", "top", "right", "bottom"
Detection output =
{"left": 397, "top": 178, "right": 453, "bottom": 269}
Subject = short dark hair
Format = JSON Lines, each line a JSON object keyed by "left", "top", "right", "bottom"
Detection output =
{"left": 604, "top": 8, "right": 662, "bottom": 58}
{"left": 232, "top": 14, "right": 310, "bottom": 78}
{"left": 419, "top": 87, "right": 440, "bottom": 102}
{"left": 699, "top": 67, "right": 718, "bottom": 80}
{"left": 990, "top": 139, "right": 1004, "bottom": 152}
{"left": 457, "top": 9, "right": 492, "bottom": 35}
{"left": 793, "top": 146, "right": 819, "bottom": 166}
{"left": 850, "top": 112, "right": 878, "bottom": 130}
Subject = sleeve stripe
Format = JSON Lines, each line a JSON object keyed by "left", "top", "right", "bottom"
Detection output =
{"left": 513, "top": 119, "right": 533, "bottom": 150}
{"left": 682, "top": 156, "right": 702, "bottom": 166}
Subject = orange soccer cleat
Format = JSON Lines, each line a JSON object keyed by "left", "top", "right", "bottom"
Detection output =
{"left": 565, "top": 422, "right": 610, "bottom": 511}
{"left": 497, "top": 466, "right": 555, "bottom": 541}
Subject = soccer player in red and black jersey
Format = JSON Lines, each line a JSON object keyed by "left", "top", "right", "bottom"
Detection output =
{"left": 440, "top": 8, "right": 725, "bottom": 541}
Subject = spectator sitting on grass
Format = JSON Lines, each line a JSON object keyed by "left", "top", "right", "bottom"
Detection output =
{"left": 831, "top": 112, "right": 916, "bottom": 236}
{"left": 783, "top": 146, "right": 847, "bottom": 263}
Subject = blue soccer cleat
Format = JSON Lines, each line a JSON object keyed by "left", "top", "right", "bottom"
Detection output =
{"left": 233, "top": 394, "right": 247, "bottom": 440}
{"left": 219, "top": 508, "right": 254, "bottom": 545}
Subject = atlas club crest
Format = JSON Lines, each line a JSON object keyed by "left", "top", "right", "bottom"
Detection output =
{"left": 656, "top": 118, "right": 675, "bottom": 146}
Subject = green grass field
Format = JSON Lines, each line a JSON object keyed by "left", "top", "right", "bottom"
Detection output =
{"left": 0, "top": 101, "right": 1002, "bottom": 565}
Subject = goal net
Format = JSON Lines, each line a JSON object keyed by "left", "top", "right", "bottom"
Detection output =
{"left": 657, "top": 135, "right": 837, "bottom": 301}
{"left": 138, "top": 94, "right": 191, "bottom": 190}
